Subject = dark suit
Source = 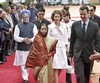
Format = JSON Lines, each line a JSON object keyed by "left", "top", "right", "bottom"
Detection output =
{"left": 11, "top": 13, "right": 19, "bottom": 52}
{"left": 28, "top": 8, "right": 37, "bottom": 22}
{"left": 11, "top": 13, "right": 19, "bottom": 26}
{"left": 2, "top": 19, "right": 12, "bottom": 40}
{"left": 0, "top": 18, "right": 9, "bottom": 61}
{"left": 69, "top": 20, "right": 100, "bottom": 83}
{"left": 1, "top": 19, "right": 12, "bottom": 56}
{"left": 90, "top": 15, "right": 100, "bottom": 29}
{"left": 33, "top": 19, "right": 50, "bottom": 30}
{"left": 89, "top": 15, "right": 100, "bottom": 72}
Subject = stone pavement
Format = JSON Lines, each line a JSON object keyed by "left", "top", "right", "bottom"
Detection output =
{"left": 44, "top": 5, "right": 100, "bottom": 83}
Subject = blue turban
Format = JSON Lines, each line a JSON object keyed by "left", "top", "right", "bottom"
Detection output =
{"left": 21, "top": 10, "right": 31, "bottom": 17}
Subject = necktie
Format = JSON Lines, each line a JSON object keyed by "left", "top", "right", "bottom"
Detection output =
{"left": 82, "top": 22, "right": 86, "bottom": 38}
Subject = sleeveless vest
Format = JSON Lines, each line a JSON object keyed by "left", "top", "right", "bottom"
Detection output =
{"left": 17, "top": 22, "right": 34, "bottom": 51}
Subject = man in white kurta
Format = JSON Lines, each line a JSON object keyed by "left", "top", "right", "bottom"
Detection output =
{"left": 13, "top": 11, "right": 37, "bottom": 83}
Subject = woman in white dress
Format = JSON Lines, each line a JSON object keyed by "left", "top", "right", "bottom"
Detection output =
{"left": 48, "top": 10, "right": 72, "bottom": 83}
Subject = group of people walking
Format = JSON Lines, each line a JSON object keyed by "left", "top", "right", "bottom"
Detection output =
{"left": 0, "top": 1, "right": 43, "bottom": 64}
{"left": 0, "top": 1, "right": 100, "bottom": 83}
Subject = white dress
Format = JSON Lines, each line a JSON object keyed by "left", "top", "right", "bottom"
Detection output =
{"left": 48, "top": 22, "right": 70, "bottom": 69}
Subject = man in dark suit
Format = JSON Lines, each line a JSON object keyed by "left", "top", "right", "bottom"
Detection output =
{"left": 89, "top": 4, "right": 100, "bottom": 29}
{"left": 11, "top": 4, "right": 19, "bottom": 52}
{"left": 11, "top": 5, "right": 19, "bottom": 26}
{"left": 1, "top": 10, "right": 13, "bottom": 61}
{"left": 68, "top": 5, "right": 100, "bottom": 83}
{"left": 89, "top": 4, "right": 100, "bottom": 74}
{"left": 0, "top": 9, "right": 11, "bottom": 64}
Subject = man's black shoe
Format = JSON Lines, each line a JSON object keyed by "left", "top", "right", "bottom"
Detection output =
{"left": 23, "top": 80, "right": 28, "bottom": 83}
{"left": 3, "top": 58, "right": 7, "bottom": 62}
{"left": 0, "top": 61, "right": 3, "bottom": 64}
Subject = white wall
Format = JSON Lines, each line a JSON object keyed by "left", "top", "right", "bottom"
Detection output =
{"left": 0, "top": 0, "right": 6, "bottom": 3}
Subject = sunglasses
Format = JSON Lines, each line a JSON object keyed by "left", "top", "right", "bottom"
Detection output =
{"left": 89, "top": 10, "right": 94, "bottom": 12}
{"left": 39, "top": 13, "right": 44, "bottom": 16}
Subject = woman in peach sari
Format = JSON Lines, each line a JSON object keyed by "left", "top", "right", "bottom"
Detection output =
{"left": 25, "top": 23, "right": 58, "bottom": 83}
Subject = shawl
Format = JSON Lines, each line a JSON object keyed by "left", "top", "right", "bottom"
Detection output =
{"left": 26, "top": 32, "right": 58, "bottom": 68}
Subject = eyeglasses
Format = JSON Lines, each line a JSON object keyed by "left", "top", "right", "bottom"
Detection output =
{"left": 89, "top": 10, "right": 94, "bottom": 12}
{"left": 39, "top": 13, "right": 44, "bottom": 16}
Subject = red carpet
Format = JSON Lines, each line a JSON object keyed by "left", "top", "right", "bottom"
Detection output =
{"left": 0, "top": 52, "right": 92, "bottom": 83}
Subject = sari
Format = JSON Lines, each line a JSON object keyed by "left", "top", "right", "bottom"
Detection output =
{"left": 26, "top": 32, "right": 58, "bottom": 83}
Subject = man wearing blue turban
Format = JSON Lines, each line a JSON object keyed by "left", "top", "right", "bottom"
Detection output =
{"left": 21, "top": 10, "right": 31, "bottom": 17}
{"left": 13, "top": 12, "right": 38, "bottom": 83}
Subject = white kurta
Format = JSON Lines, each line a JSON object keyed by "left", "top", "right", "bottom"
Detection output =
{"left": 13, "top": 24, "right": 38, "bottom": 66}
{"left": 48, "top": 22, "right": 69, "bottom": 69}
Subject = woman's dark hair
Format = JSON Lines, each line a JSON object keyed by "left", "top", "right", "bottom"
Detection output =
{"left": 39, "top": 23, "right": 48, "bottom": 36}
{"left": 51, "top": 10, "right": 62, "bottom": 21}
{"left": 61, "top": 9, "right": 71, "bottom": 19}
{"left": 8, "top": 1, "right": 13, "bottom": 6}
{"left": 40, "top": 23, "right": 48, "bottom": 29}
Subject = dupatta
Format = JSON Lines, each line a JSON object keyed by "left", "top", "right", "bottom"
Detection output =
{"left": 26, "top": 32, "right": 57, "bottom": 68}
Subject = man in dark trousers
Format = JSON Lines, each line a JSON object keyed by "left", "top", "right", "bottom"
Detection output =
{"left": 0, "top": 9, "right": 12, "bottom": 64}
{"left": 89, "top": 4, "right": 100, "bottom": 74}
{"left": 11, "top": 4, "right": 19, "bottom": 52}
{"left": 68, "top": 5, "right": 100, "bottom": 83}
{"left": 2, "top": 11, "right": 13, "bottom": 58}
